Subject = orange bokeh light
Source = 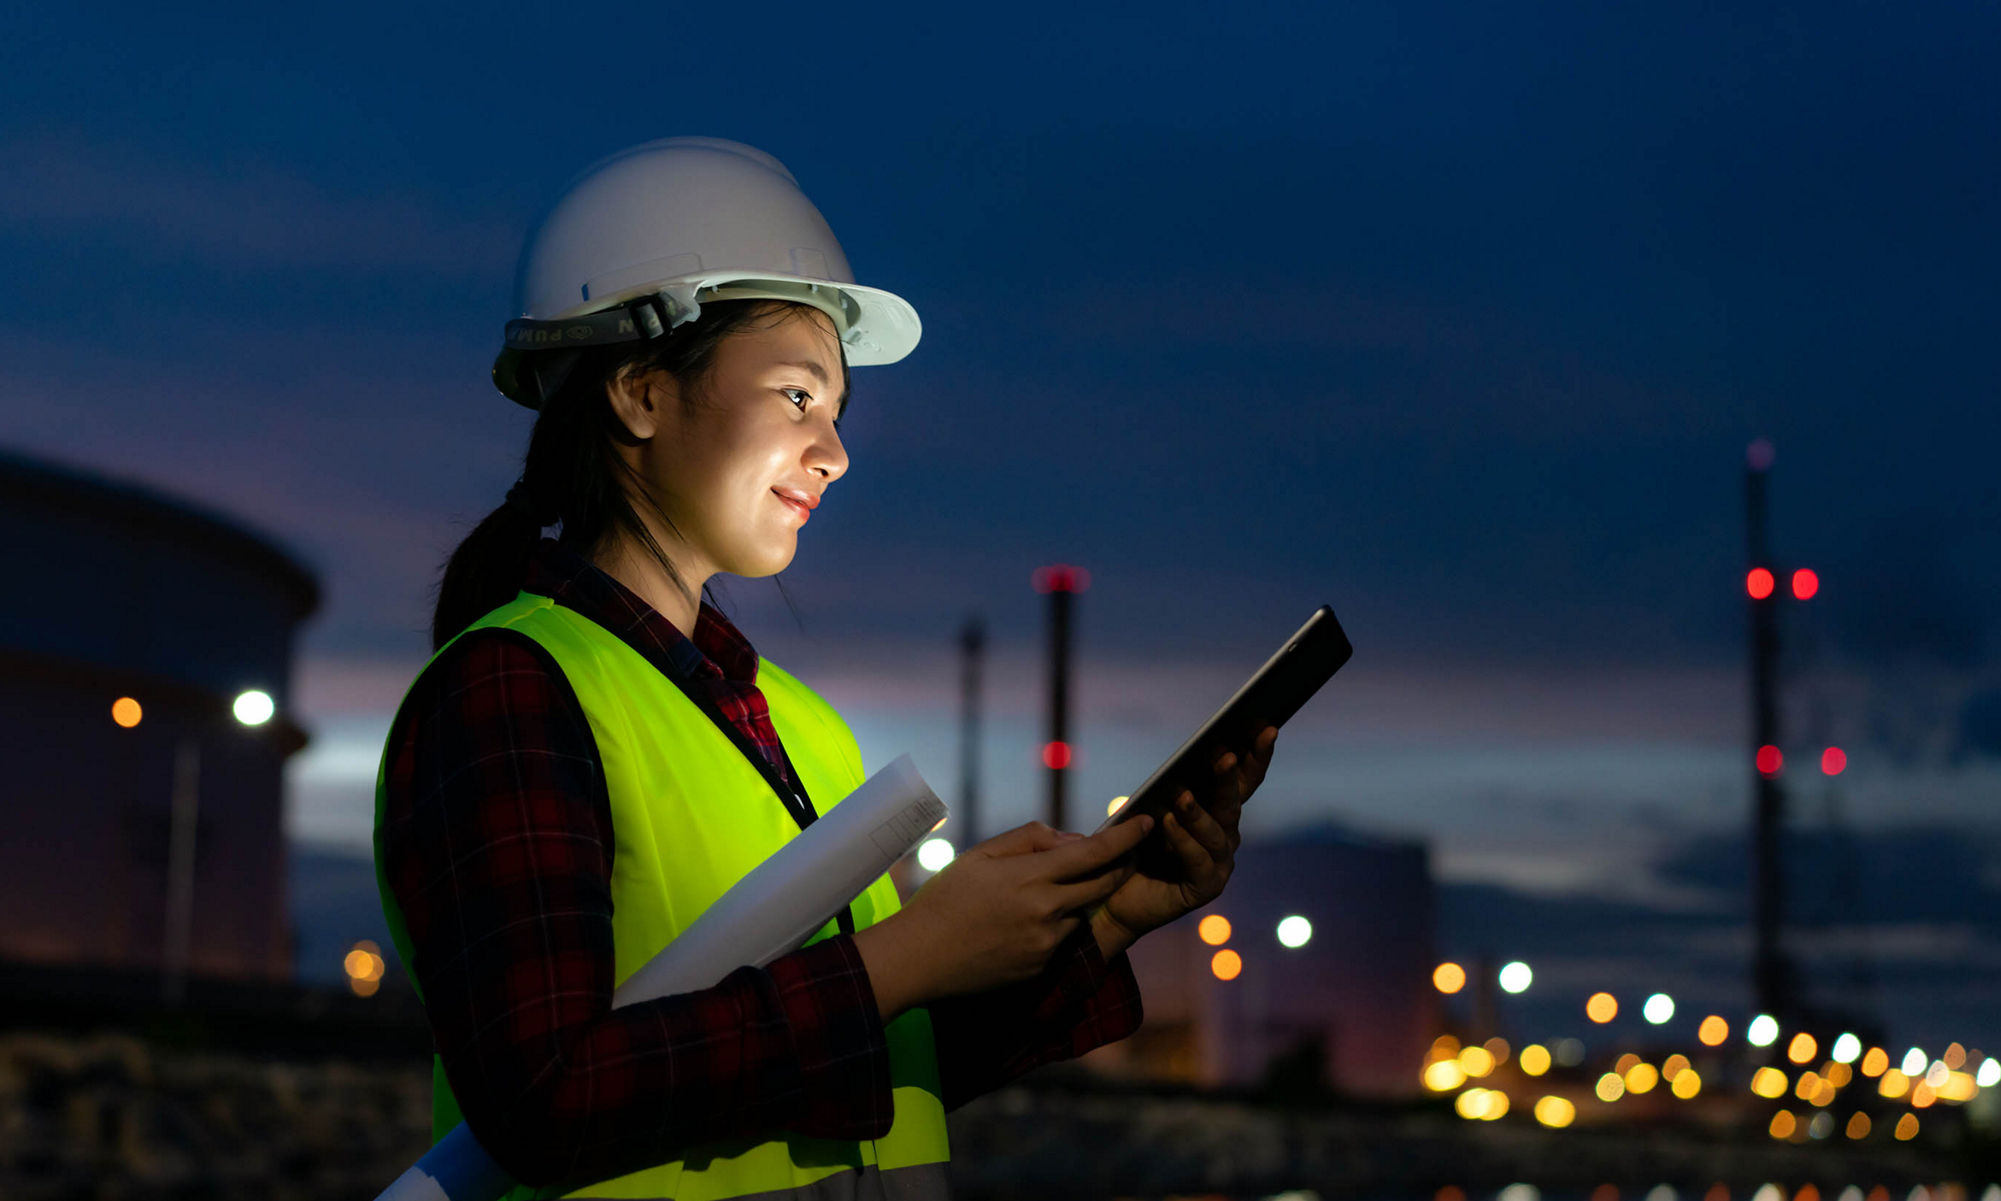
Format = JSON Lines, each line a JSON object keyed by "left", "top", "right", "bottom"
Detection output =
{"left": 1698, "top": 1015, "right": 1729, "bottom": 1045}
{"left": 1198, "top": 915, "right": 1232, "bottom": 945}
{"left": 111, "top": 697, "right": 142, "bottom": 728}
{"left": 1586, "top": 992, "right": 1618, "bottom": 1023}
{"left": 1211, "top": 949, "right": 1242, "bottom": 981}
{"left": 1433, "top": 962, "right": 1467, "bottom": 994}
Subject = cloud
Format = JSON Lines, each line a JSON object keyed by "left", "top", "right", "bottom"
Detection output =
{"left": 0, "top": 130, "right": 518, "bottom": 277}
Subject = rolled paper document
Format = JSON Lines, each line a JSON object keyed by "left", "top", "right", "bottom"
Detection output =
{"left": 374, "top": 752, "right": 948, "bottom": 1201}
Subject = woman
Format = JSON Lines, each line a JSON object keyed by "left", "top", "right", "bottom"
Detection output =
{"left": 373, "top": 137, "right": 1278, "bottom": 1201}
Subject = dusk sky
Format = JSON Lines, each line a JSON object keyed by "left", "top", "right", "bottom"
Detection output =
{"left": 5, "top": 3, "right": 1997, "bottom": 1050}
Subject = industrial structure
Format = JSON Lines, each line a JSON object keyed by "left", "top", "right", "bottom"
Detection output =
{"left": 0, "top": 448, "right": 318, "bottom": 987}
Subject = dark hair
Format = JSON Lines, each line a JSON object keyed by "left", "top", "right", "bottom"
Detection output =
{"left": 430, "top": 299, "right": 849, "bottom": 650}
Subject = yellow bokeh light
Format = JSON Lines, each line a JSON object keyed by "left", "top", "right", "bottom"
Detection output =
{"left": 1909, "top": 1080, "right": 1936, "bottom": 1108}
{"left": 1198, "top": 914, "right": 1232, "bottom": 945}
{"left": 1787, "top": 1032, "right": 1818, "bottom": 1064}
{"left": 1769, "top": 1110, "right": 1797, "bottom": 1139}
{"left": 350, "top": 975, "right": 381, "bottom": 997}
{"left": 1534, "top": 1095, "right": 1576, "bottom": 1127}
{"left": 1434, "top": 962, "right": 1467, "bottom": 993}
{"left": 1596, "top": 1072, "right": 1626, "bottom": 1102}
{"left": 1427, "top": 1034, "right": 1462, "bottom": 1063}
{"left": 1937, "top": 1071, "right": 1976, "bottom": 1102}
{"left": 1877, "top": 1069, "right": 1910, "bottom": 1099}
{"left": 1812, "top": 1079, "right": 1839, "bottom": 1108}
{"left": 1483, "top": 1091, "right": 1509, "bottom": 1120}
{"left": 1520, "top": 1044, "right": 1552, "bottom": 1076}
{"left": 111, "top": 697, "right": 143, "bottom": 728}
{"left": 1625, "top": 1063, "right": 1659, "bottom": 1094}
{"left": 1457, "top": 1046, "right": 1496, "bottom": 1078}
{"left": 1824, "top": 1061, "right": 1852, "bottom": 1088}
{"left": 1845, "top": 1111, "right": 1871, "bottom": 1139}
{"left": 1697, "top": 1014, "right": 1729, "bottom": 1046}
{"left": 1662, "top": 1053, "right": 1690, "bottom": 1081}
{"left": 1860, "top": 1047, "right": 1889, "bottom": 1077}
{"left": 1750, "top": 1067, "right": 1789, "bottom": 1098}
{"left": 1453, "top": 1088, "right": 1485, "bottom": 1119}
{"left": 1893, "top": 1113, "right": 1918, "bottom": 1141}
{"left": 1424, "top": 1060, "right": 1468, "bottom": 1092}
{"left": 1210, "top": 948, "right": 1242, "bottom": 980}
{"left": 1794, "top": 1070, "right": 1821, "bottom": 1100}
{"left": 1672, "top": 1068, "right": 1702, "bottom": 1099}
{"left": 1585, "top": 991, "right": 1618, "bottom": 1023}
{"left": 1107, "top": 795, "right": 1128, "bottom": 817}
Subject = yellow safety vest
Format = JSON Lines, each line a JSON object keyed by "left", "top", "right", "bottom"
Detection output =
{"left": 374, "top": 590, "right": 951, "bottom": 1199}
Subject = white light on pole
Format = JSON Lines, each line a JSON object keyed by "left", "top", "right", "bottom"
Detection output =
{"left": 1498, "top": 961, "right": 1533, "bottom": 994}
{"left": 233, "top": 689, "right": 275, "bottom": 726}
{"left": 1276, "top": 915, "right": 1312, "bottom": 948}
{"left": 916, "top": 837, "right": 955, "bottom": 873}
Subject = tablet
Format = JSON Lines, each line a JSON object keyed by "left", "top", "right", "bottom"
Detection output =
{"left": 1092, "top": 604, "right": 1352, "bottom": 841}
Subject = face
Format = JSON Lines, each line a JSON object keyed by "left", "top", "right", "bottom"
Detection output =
{"left": 607, "top": 305, "right": 850, "bottom": 587}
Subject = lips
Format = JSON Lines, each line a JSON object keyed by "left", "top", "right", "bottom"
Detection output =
{"left": 773, "top": 490, "right": 811, "bottom": 521}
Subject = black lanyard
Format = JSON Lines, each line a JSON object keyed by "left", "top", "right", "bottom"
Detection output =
{"left": 653, "top": 663, "right": 858, "bottom": 939}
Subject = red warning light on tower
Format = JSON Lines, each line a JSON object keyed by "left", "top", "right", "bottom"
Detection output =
{"left": 1746, "top": 568, "right": 1775, "bottom": 600}
{"left": 1043, "top": 740, "right": 1073, "bottom": 769}
{"left": 1821, "top": 747, "right": 1846, "bottom": 776}
{"left": 1791, "top": 569, "right": 1819, "bottom": 600}
{"left": 1756, "top": 745, "right": 1783, "bottom": 775}
{"left": 1032, "top": 565, "right": 1091, "bottom": 594}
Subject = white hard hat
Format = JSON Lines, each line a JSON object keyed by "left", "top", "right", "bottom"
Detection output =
{"left": 493, "top": 136, "right": 920, "bottom": 408}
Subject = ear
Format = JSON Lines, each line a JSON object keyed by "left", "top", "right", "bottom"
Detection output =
{"left": 605, "top": 366, "right": 676, "bottom": 442}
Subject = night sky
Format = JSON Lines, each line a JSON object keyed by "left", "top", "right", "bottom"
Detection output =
{"left": 4, "top": 3, "right": 1997, "bottom": 1051}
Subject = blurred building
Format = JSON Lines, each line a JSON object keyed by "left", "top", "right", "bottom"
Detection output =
{"left": 0, "top": 448, "right": 317, "bottom": 982}
{"left": 1082, "top": 820, "right": 1440, "bottom": 1098}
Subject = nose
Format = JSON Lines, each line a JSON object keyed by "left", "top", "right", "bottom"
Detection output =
{"left": 808, "top": 420, "right": 848, "bottom": 483}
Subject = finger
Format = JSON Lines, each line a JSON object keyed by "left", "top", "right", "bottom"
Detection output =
{"left": 1045, "top": 813, "right": 1154, "bottom": 880}
{"left": 1048, "top": 858, "right": 1139, "bottom": 911}
{"left": 1163, "top": 811, "right": 1223, "bottom": 882}
{"left": 1171, "top": 793, "right": 1230, "bottom": 856}
{"left": 978, "top": 821, "right": 1068, "bottom": 857}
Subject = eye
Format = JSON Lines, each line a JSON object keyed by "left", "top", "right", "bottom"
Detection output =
{"left": 783, "top": 387, "right": 811, "bottom": 412}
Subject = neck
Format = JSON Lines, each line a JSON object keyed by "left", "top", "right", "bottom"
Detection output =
{"left": 591, "top": 536, "right": 708, "bottom": 638}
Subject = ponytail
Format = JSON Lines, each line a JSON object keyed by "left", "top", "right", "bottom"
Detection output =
{"left": 430, "top": 298, "right": 835, "bottom": 650}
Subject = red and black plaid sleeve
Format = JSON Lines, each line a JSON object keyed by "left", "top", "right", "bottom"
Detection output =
{"left": 379, "top": 629, "right": 893, "bottom": 1190}
{"left": 925, "top": 919, "right": 1145, "bottom": 1110}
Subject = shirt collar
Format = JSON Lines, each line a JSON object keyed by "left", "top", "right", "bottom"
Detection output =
{"left": 522, "top": 538, "right": 761, "bottom": 685}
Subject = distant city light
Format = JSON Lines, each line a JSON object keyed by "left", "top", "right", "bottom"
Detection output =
{"left": 1822, "top": 747, "right": 1847, "bottom": 776}
{"left": 1878, "top": 1070, "right": 1911, "bottom": 1099}
{"left": 1747, "top": 568, "right": 1776, "bottom": 600}
{"left": 1434, "top": 962, "right": 1467, "bottom": 994}
{"left": 1643, "top": 993, "right": 1674, "bottom": 1024}
{"left": 1698, "top": 1015, "right": 1730, "bottom": 1046}
{"left": 1458, "top": 1046, "right": 1496, "bottom": 1078}
{"left": 1042, "top": 740, "right": 1072, "bottom": 769}
{"left": 1747, "top": 438, "right": 1775, "bottom": 471}
{"left": 1788, "top": 1033, "right": 1818, "bottom": 1064}
{"left": 1276, "top": 915, "right": 1312, "bottom": 948}
{"left": 1791, "top": 569, "right": 1819, "bottom": 600}
{"left": 1860, "top": 1046, "right": 1890, "bottom": 1077}
{"left": 916, "top": 838, "right": 955, "bottom": 872}
{"left": 111, "top": 697, "right": 143, "bottom": 728}
{"left": 1756, "top": 745, "right": 1783, "bottom": 775}
{"left": 344, "top": 939, "right": 386, "bottom": 998}
{"left": 1901, "top": 1048, "right": 1928, "bottom": 1076}
{"left": 1624, "top": 1062, "right": 1659, "bottom": 1094}
{"left": 1519, "top": 1044, "right": 1552, "bottom": 1076}
{"left": 233, "top": 689, "right": 275, "bottom": 726}
{"left": 1423, "top": 1059, "right": 1467, "bottom": 1091}
{"left": 1672, "top": 1068, "right": 1702, "bottom": 1099}
{"left": 1751, "top": 1067, "right": 1789, "bottom": 1098}
{"left": 1978, "top": 1059, "right": 2001, "bottom": 1088}
{"left": 1533, "top": 1095, "right": 1576, "bottom": 1128}
{"left": 1943, "top": 1042, "right": 1966, "bottom": 1070}
{"left": 1747, "top": 1014, "right": 1780, "bottom": 1046}
{"left": 1553, "top": 1038, "right": 1586, "bottom": 1066}
{"left": 1031, "top": 565, "right": 1090, "bottom": 593}
{"left": 1585, "top": 992, "right": 1618, "bottom": 1023}
{"left": 1662, "top": 1054, "right": 1691, "bottom": 1081}
{"left": 1210, "top": 949, "right": 1242, "bottom": 981}
{"left": 1846, "top": 1112, "right": 1872, "bottom": 1140}
{"left": 1769, "top": 1110, "right": 1797, "bottom": 1140}
{"left": 1894, "top": 1114, "right": 1919, "bottom": 1141}
{"left": 1107, "top": 795, "right": 1128, "bottom": 816}
{"left": 1831, "top": 1033, "right": 1862, "bottom": 1063}
{"left": 1595, "top": 1072, "right": 1625, "bottom": 1102}
{"left": 1198, "top": 915, "right": 1232, "bottom": 945}
{"left": 1483, "top": 1037, "right": 1511, "bottom": 1066}
{"left": 1498, "top": 960, "right": 1533, "bottom": 993}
